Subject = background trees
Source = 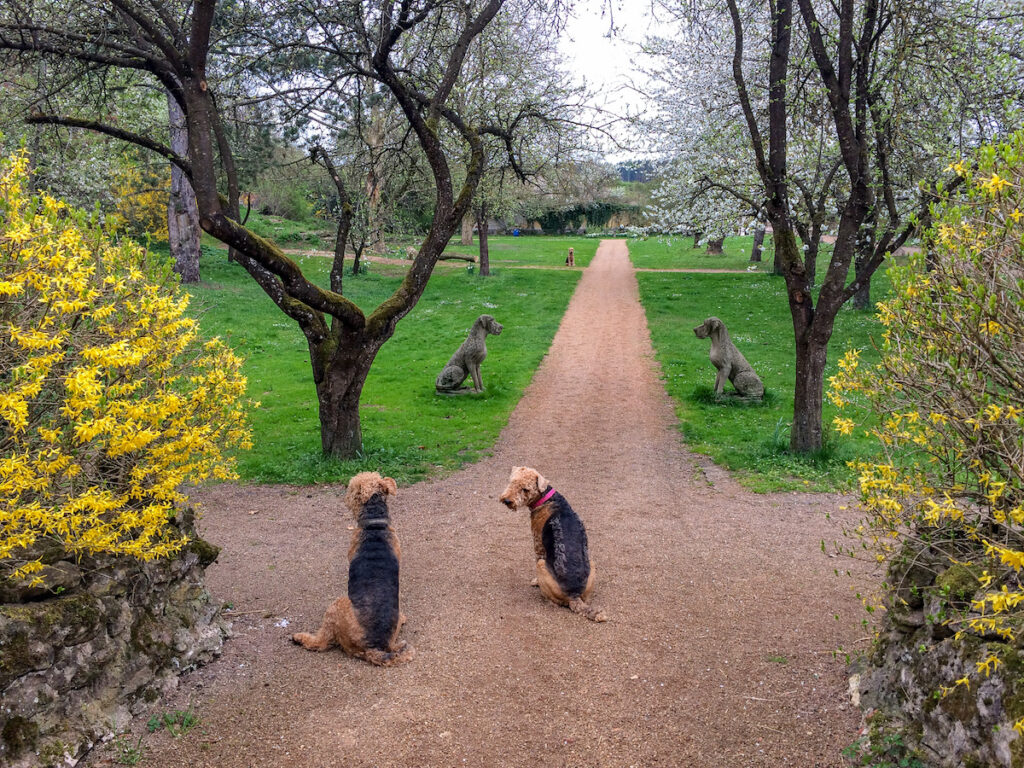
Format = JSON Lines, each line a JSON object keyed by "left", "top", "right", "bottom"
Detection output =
{"left": 0, "top": 0, "right": 577, "bottom": 458}
{"left": 646, "top": 0, "right": 1024, "bottom": 454}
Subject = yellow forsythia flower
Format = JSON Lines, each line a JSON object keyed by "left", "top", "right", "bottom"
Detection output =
{"left": 0, "top": 151, "right": 251, "bottom": 582}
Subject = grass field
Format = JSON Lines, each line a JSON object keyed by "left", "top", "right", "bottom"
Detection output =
{"left": 635, "top": 263, "right": 890, "bottom": 491}
{"left": 179, "top": 231, "right": 889, "bottom": 491}
{"left": 184, "top": 245, "right": 579, "bottom": 484}
{"left": 442, "top": 235, "right": 599, "bottom": 268}
{"left": 626, "top": 234, "right": 764, "bottom": 270}
{"left": 242, "top": 212, "right": 332, "bottom": 248}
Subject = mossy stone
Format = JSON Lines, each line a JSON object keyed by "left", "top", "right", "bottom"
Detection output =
{"left": 0, "top": 630, "right": 42, "bottom": 688}
{"left": 0, "top": 592, "right": 103, "bottom": 647}
{"left": 38, "top": 739, "right": 73, "bottom": 767}
{"left": 939, "top": 679, "right": 979, "bottom": 724}
{"left": 187, "top": 536, "right": 220, "bottom": 568}
{"left": 935, "top": 563, "right": 982, "bottom": 603}
{"left": 2, "top": 716, "right": 39, "bottom": 757}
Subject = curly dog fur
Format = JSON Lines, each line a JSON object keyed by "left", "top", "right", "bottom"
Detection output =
{"left": 435, "top": 314, "right": 503, "bottom": 394}
{"left": 291, "top": 472, "right": 414, "bottom": 666}
{"left": 693, "top": 316, "right": 764, "bottom": 399}
{"left": 499, "top": 466, "right": 607, "bottom": 622}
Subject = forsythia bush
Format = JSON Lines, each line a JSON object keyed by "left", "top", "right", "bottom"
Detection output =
{"left": 111, "top": 155, "right": 171, "bottom": 241}
{"left": 0, "top": 151, "right": 251, "bottom": 584}
{"left": 830, "top": 131, "right": 1024, "bottom": 715}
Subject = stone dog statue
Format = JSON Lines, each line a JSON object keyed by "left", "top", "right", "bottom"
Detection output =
{"left": 435, "top": 314, "right": 503, "bottom": 394}
{"left": 693, "top": 317, "right": 764, "bottom": 399}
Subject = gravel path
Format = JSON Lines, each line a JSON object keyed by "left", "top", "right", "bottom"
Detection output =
{"left": 91, "top": 239, "right": 868, "bottom": 767}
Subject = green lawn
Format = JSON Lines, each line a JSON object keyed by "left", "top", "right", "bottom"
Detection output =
{"left": 182, "top": 231, "right": 889, "bottom": 492}
{"left": 442, "top": 235, "right": 599, "bottom": 268}
{"left": 626, "top": 234, "right": 764, "bottom": 270}
{"left": 635, "top": 259, "right": 890, "bottom": 491}
{"left": 241, "top": 212, "right": 333, "bottom": 249}
{"left": 184, "top": 246, "right": 579, "bottom": 484}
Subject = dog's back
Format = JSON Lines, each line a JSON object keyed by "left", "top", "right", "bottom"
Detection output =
{"left": 349, "top": 494, "right": 401, "bottom": 650}
{"left": 541, "top": 493, "right": 591, "bottom": 597}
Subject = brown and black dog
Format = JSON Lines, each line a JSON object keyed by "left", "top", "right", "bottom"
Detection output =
{"left": 499, "top": 466, "right": 606, "bottom": 622}
{"left": 291, "top": 472, "right": 414, "bottom": 665}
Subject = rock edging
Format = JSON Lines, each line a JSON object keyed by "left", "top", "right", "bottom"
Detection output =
{"left": 0, "top": 516, "right": 227, "bottom": 767}
{"left": 857, "top": 542, "right": 1024, "bottom": 767}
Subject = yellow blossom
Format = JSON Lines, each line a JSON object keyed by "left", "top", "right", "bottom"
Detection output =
{"left": 0, "top": 150, "right": 251, "bottom": 583}
{"left": 981, "top": 173, "right": 1011, "bottom": 195}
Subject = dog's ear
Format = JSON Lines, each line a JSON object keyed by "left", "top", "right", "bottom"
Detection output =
{"left": 534, "top": 470, "right": 548, "bottom": 493}
{"left": 383, "top": 476, "right": 398, "bottom": 497}
{"left": 343, "top": 480, "right": 362, "bottom": 512}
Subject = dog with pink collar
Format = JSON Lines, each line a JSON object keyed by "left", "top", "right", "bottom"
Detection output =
{"left": 499, "top": 466, "right": 607, "bottom": 622}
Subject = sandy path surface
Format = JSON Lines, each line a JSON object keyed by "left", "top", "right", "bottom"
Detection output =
{"left": 90, "top": 239, "right": 868, "bottom": 767}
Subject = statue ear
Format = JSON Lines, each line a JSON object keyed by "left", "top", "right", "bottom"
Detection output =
{"left": 383, "top": 477, "right": 397, "bottom": 496}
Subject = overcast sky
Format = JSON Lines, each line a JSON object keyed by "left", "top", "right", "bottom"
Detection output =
{"left": 558, "top": 0, "right": 661, "bottom": 158}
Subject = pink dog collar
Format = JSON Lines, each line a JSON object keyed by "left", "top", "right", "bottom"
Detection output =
{"left": 528, "top": 487, "right": 556, "bottom": 510}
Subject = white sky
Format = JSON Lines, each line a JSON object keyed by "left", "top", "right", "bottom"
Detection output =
{"left": 558, "top": 0, "right": 661, "bottom": 158}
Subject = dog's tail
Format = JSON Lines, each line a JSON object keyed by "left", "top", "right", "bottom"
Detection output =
{"left": 363, "top": 642, "right": 416, "bottom": 667}
{"left": 569, "top": 597, "right": 608, "bottom": 623}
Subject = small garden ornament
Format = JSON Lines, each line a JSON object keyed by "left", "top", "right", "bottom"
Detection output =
{"left": 693, "top": 317, "right": 764, "bottom": 399}
{"left": 435, "top": 314, "right": 503, "bottom": 394}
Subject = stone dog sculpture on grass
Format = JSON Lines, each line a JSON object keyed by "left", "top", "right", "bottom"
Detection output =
{"left": 693, "top": 316, "right": 764, "bottom": 399}
{"left": 435, "top": 314, "right": 503, "bottom": 394}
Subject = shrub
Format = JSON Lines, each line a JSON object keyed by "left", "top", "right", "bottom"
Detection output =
{"left": 830, "top": 131, "right": 1024, "bottom": 718}
{"left": 0, "top": 151, "right": 251, "bottom": 584}
{"left": 110, "top": 154, "right": 171, "bottom": 242}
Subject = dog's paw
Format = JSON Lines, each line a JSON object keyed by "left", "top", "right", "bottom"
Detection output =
{"left": 530, "top": 577, "right": 539, "bottom": 587}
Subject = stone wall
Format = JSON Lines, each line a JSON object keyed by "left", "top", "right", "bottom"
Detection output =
{"left": 0, "top": 514, "right": 227, "bottom": 767}
{"left": 857, "top": 540, "right": 1024, "bottom": 767}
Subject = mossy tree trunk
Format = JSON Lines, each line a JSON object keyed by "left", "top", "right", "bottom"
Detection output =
{"left": 167, "top": 93, "right": 201, "bottom": 283}
{"left": 476, "top": 200, "right": 490, "bottom": 276}
{"left": 312, "top": 332, "right": 382, "bottom": 456}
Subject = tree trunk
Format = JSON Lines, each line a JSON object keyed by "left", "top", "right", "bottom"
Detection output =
{"left": 706, "top": 237, "right": 725, "bottom": 255}
{"left": 750, "top": 224, "right": 765, "bottom": 262}
{"left": 167, "top": 94, "right": 201, "bottom": 283}
{"left": 314, "top": 339, "right": 379, "bottom": 458}
{"left": 772, "top": 234, "right": 784, "bottom": 276}
{"left": 852, "top": 215, "right": 875, "bottom": 309}
{"left": 790, "top": 332, "right": 828, "bottom": 453}
{"left": 331, "top": 215, "right": 347, "bottom": 291}
{"left": 852, "top": 253, "right": 871, "bottom": 309}
{"left": 476, "top": 202, "right": 490, "bottom": 276}
{"left": 461, "top": 211, "right": 474, "bottom": 245}
{"left": 692, "top": 231, "right": 702, "bottom": 248}
{"left": 772, "top": 227, "right": 828, "bottom": 453}
{"left": 366, "top": 166, "right": 386, "bottom": 253}
{"left": 804, "top": 240, "right": 818, "bottom": 288}
{"left": 350, "top": 244, "right": 364, "bottom": 275}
